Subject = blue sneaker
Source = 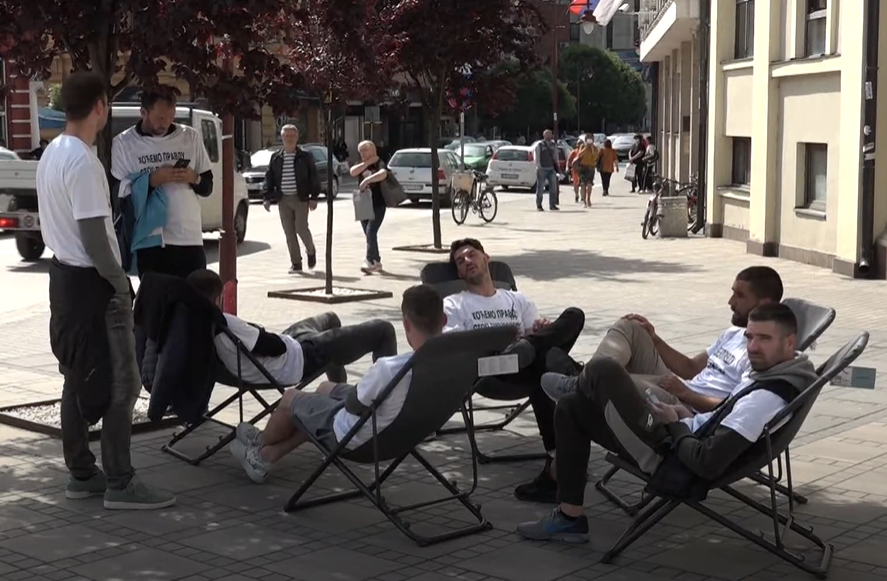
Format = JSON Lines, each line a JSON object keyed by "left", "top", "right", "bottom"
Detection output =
{"left": 516, "top": 508, "right": 589, "bottom": 544}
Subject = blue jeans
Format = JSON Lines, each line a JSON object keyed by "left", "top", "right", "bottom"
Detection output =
{"left": 536, "top": 168, "right": 559, "bottom": 208}
{"left": 360, "top": 204, "right": 386, "bottom": 263}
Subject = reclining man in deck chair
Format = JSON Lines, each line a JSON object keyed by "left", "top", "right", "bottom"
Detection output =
{"left": 520, "top": 266, "right": 784, "bottom": 503}
{"left": 517, "top": 303, "right": 817, "bottom": 544}
{"left": 223, "top": 284, "right": 446, "bottom": 483}
{"left": 186, "top": 268, "right": 397, "bottom": 390}
{"left": 445, "top": 238, "right": 586, "bottom": 502}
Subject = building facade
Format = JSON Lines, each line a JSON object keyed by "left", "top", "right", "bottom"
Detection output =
{"left": 1, "top": 58, "right": 42, "bottom": 153}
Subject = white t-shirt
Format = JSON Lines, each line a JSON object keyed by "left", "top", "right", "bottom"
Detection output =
{"left": 111, "top": 124, "right": 212, "bottom": 246}
{"left": 681, "top": 378, "right": 790, "bottom": 442}
{"left": 214, "top": 314, "right": 305, "bottom": 385}
{"left": 333, "top": 353, "right": 412, "bottom": 449}
{"left": 684, "top": 327, "right": 750, "bottom": 399}
{"left": 443, "top": 289, "right": 540, "bottom": 334}
{"left": 37, "top": 135, "right": 121, "bottom": 268}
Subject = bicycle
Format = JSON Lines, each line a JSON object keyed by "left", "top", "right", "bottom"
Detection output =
{"left": 658, "top": 174, "right": 699, "bottom": 227}
{"left": 452, "top": 170, "right": 498, "bottom": 225}
{"left": 641, "top": 179, "right": 663, "bottom": 239}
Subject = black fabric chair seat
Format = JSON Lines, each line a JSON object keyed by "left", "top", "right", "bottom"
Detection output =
{"left": 286, "top": 326, "right": 516, "bottom": 546}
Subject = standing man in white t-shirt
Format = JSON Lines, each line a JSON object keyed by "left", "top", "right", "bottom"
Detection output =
{"left": 111, "top": 87, "right": 213, "bottom": 278}
{"left": 261, "top": 124, "right": 320, "bottom": 274}
{"left": 39, "top": 72, "right": 176, "bottom": 510}
{"left": 524, "top": 265, "right": 785, "bottom": 504}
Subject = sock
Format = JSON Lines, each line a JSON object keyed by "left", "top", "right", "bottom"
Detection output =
{"left": 558, "top": 508, "right": 579, "bottom": 521}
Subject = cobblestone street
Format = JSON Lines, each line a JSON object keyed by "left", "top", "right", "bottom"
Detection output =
{"left": 0, "top": 174, "right": 886, "bottom": 581}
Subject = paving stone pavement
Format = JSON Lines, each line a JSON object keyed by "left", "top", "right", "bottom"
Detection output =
{"left": 1, "top": 172, "right": 886, "bottom": 581}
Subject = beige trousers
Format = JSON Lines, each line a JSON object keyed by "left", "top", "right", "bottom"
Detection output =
{"left": 278, "top": 195, "right": 316, "bottom": 266}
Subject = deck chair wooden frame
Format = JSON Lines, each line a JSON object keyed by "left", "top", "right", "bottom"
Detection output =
{"left": 283, "top": 326, "right": 516, "bottom": 547}
{"left": 596, "top": 298, "right": 837, "bottom": 515}
{"left": 162, "top": 326, "right": 326, "bottom": 465}
{"left": 420, "top": 260, "right": 547, "bottom": 464}
{"left": 599, "top": 332, "right": 868, "bottom": 580}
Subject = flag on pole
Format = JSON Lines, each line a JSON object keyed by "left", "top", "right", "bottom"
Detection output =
{"left": 569, "top": 0, "right": 600, "bottom": 16}
{"left": 593, "top": 0, "right": 623, "bottom": 25}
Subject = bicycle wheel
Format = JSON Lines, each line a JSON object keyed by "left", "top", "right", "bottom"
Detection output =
{"left": 452, "top": 190, "right": 470, "bottom": 225}
{"left": 649, "top": 213, "right": 660, "bottom": 237}
{"left": 680, "top": 186, "right": 697, "bottom": 224}
{"left": 642, "top": 208, "right": 652, "bottom": 239}
{"left": 479, "top": 190, "right": 498, "bottom": 223}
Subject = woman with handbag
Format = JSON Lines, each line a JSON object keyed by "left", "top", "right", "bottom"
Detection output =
{"left": 350, "top": 141, "right": 389, "bottom": 274}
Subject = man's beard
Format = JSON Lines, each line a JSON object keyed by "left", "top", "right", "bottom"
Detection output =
{"left": 464, "top": 272, "right": 485, "bottom": 286}
{"left": 731, "top": 311, "right": 748, "bottom": 327}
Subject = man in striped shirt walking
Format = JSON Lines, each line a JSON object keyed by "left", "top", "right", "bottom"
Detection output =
{"left": 262, "top": 125, "right": 321, "bottom": 273}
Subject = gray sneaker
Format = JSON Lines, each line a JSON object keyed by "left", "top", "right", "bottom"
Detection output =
{"left": 104, "top": 477, "right": 176, "bottom": 510}
{"left": 235, "top": 422, "right": 263, "bottom": 448}
{"left": 541, "top": 372, "right": 579, "bottom": 402}
{"left": 65, "top": 471, "right": 107, "bottom": 499}
{"left": 230, "top": 439, "right": 270, "bottom": 484}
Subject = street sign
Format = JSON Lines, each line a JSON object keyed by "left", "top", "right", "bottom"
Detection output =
{"left": 365, "top": 106, "right": 381, "bottom": 123}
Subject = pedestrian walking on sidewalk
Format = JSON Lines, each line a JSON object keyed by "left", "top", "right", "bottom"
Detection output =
{"left": 38, "top": 72, "right": 176, "bottom": 510}
{"left": 575, "top": 137, "right": 599, "bottom": 208}
{"left": 262, "top": 124, "right": 320, "bottom": 274}
{"left": 350, "top": 141, "right": 389, "bottom": 274}
{"left": 534, "top": 130, "right": 560, "bottom": 211}
{"left": 627, "top": 134, "right": 646, "bottom": 193}
{"left": 567, "top": 145, "right": 580, "bottom": 203}
{"left": 598, "top": 139, "right": 619, "bottom": 196}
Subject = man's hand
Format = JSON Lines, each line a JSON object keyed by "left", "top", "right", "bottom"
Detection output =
{"left": 177, "top": 167, "right": 199, "bottom": 184}
{"left": 622, "top": 313, "right": 657, "bottom": 340}
{"left": 149, "top": 166, "right": 180, "bottom": 187}
{"left": 309, "top": 200, "right": 318, "bottom": 211}
{"left": 658, "top": 373, "right": 689, "bottom": 398}
{"left": 650, "top": 402, "right": 680, "bottom": 424}
{"left": 530, "top": 318, "right": 550, "bottom": 333}
{"left": 263, "top": 201, "right": 271, "bottom": 212}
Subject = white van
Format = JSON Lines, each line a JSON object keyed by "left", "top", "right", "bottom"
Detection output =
{"left": 0, "top": 104, "right": 250, "bottom": 261}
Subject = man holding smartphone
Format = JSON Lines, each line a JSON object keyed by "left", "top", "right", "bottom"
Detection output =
{"left": 112, "top": 87, "right": 213, "bottom": 278}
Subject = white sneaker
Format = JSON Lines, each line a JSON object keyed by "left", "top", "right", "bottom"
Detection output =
{"left": 235, "top": 422, "right": 262, "bottom": 447}
{"left": 372, "top": 261, "right": 383, "bottom": 273}
{"left": 230, "top": 440, "right": 269, "bottom": 484}
{"left": 360, "top": 261, "right": 375, "bottom": 274}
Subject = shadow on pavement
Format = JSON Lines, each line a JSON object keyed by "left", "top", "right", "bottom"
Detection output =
{"left": 205, "top": 239, "right": 271, "bottom": 264}
{"left": 5, "top": 258, "right": 50, "bottom": 273}
{"left": 493, "top": 248, "right": 698, "bottom": 282}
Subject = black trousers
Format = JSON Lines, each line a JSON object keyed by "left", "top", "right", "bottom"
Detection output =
{"left": 600, "top": 171, "right": 613, "bottom": 192}
{"left": 555, "top": 357, "right": 669, "bottom": 505}
{"left": 136, "top": 245, "right": 207, "bottom": 279}
{"left": 496, "top": 307, "right": 585, "bottom": 451}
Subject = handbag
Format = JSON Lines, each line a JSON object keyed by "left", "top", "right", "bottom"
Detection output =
{"left": 624, "top": 164, "right": 636, "bottom": 181}
{"left": 380, "top": 171, "right": 407, "bottom": 207}
{"left": 352, "top": 190, "right": 375, "bottom": 221}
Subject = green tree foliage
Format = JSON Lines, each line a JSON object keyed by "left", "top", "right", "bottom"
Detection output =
{"left": 558, "top": 43, "right": 646, "bottom": 129}
{"left": 484, "top": 62, "right": 575, "bottom": 137}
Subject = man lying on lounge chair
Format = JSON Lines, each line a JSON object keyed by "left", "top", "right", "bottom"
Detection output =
{"left": 225, "top": 284, "right": 445, "bottom": 484}
{"left": 187, "top": 269, "right": 397, "bottom": 387}
{"left": 517, "top": 303, "right": 817, "bottom": 544}
{"left": 521, "top": 265, "right": 784, "bottom": 503}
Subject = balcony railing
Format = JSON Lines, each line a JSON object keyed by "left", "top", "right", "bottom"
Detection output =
{"left": 638, "top": 0, "right": 675, "bottom": 42}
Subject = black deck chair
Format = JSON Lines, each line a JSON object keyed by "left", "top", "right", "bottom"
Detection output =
{"left": 596, "top": 298, "right": 837, "bottom": 515}
{"left": 284, "top": 326, "right": 516, "bottom": 547}
{"left": 599, "top": 332, "right": 868, "bottom": 579}
{"left": 162, "top": 325, "right": 327, "bottom": 465}
{"left": 420, "top": 261, "right": 547, "bottom": 464}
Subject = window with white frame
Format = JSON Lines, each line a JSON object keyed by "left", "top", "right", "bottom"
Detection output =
{"left": 0, "top": 59, "right": 6, "bottom": 147}
{"left": 734, "top": 0, "right": 755, "bottom": 59}
{"left": 731, "top": 137, "right": 752, "bottom": 186}
{"left": 803, "top": 143, "right": 827, "bottom": 210}
{"left": 805, "top": 0, "right": 827, "bottom": 56}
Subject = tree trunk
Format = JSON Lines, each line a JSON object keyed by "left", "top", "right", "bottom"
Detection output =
{"left": 324, "top": 105, "right": 335, "bottom": 295}
{"left": 428, "top": 85, "right": 446, "bottom": 250}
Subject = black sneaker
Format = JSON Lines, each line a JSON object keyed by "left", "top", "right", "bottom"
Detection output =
{"left": 537, "top": 206, "right": 545, "bottom": 212}
{"left": 307, "top": 254, "right": 317, "bottom": 269}
{"left": 514, "top": 457, "right": 558, "bottom": 504}
{"left": 549, "top": 206, "right": 560, "bottom": 211}
{"left": 288, "top": 264, "right": 303, "bottom": 274}
{"left": 503, "top": 338, "right": 536, "bottom": 369}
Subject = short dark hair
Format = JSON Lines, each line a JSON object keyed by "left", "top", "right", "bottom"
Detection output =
{"left": 736, "top": 266, "right": 784, "bottom": 302}
{"left": 186, "top": 269, "right": 224, "bottom": 303}
{"left": 748, "top": 303, "right": 797, "bottom": 336}
{"left": 140, "top": 86, "right": 178, "bottom": 110}
{"left": 60, "top": 72, "right": 107, "bottom": 122}
{"left": 401, "top": 284, "right": 444, "bottom": 336}
{"left": 449, "top": 238, "right": 484, "bottom": 264}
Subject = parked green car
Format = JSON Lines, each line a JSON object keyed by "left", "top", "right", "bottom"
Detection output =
{"left": 459, "top": 143, "right": 496, "bottom": 170}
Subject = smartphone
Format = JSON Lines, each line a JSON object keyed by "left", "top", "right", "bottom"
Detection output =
{"left": 174, "top": 159, "right": 191, "bottom": 169}
{"left": 645, "top": 389, "right": 662, "bottom": 405}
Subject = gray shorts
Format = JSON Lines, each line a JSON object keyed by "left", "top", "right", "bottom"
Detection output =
{"left": 290, "top": 383, "right": 356, "bottom": 450}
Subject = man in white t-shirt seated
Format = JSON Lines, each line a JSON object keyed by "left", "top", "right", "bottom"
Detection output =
{"left": 186, "top": 270, "right": 397, "bottom": 389}
{"left": 444, "top": 239, "right": 586, "bottom": 481}
{"left": 517, "top": 303, "right": 817, "bottom": 544}
{"left": 519, "top": 265, "right": 784, "bottom": 504}
{"left": 227, "top": 285, "right": 445, "bottom": 483}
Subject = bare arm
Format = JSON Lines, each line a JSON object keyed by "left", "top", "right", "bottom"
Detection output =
{"left": 653, "top": 335, "right": 708, "bottom": 380}
{"left": 674, "top": 389, "right": 723, "bottom": 413}
{"left": 350, "top": 155, "right": 379, "bottom": 177}
{"left": 361, "top": 169, "right": 388, "bottom": 185}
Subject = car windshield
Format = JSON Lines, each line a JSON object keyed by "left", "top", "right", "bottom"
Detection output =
{"left": 496, "top": 149, "right": 529, "bottom": 162}
{"left": 389, "top": 152, "right": 433, "bottom": 168}
{"left": 462, "top": 145, "right": 489, "bottom": 157}
{"left": 0, "top": 151, "right": 18, "bottom": 160}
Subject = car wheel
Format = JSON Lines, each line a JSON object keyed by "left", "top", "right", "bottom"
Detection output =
{"left": 329, "top": 176, "right": 339, "bottom": 200}
{"left": 408, "top": 196, "right": 420, "bottom": 205}
{"left": 501, "top": 185, "right": 509, "bottom": 191}
{"left": 234, "top": 202, "right": 248, "bottom": 244}
{"left": 15, "top": 232, "right": 44, "bottom": 262}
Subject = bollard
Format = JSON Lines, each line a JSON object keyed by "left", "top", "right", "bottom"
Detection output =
{"left": 658, "top": 196, "right": 689, "bottom": 238}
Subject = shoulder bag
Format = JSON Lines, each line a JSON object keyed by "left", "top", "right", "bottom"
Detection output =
{"left": 380, "top": 164, "right": 407, "bottom": 207}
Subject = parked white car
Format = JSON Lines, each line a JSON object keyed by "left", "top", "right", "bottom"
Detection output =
{"left": 485, "top": 146, "right": 537, "bottom": 190}
{"left": 387, "top": 148, "right": 461, "bottom": 205}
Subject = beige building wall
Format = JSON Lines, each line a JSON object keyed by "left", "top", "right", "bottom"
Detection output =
{"left": 706, "top": 0, "right": 887, "bottom": 277}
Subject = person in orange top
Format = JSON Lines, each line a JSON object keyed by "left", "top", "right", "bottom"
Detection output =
{"left": 598, "top": 139, "right": 620, "bottom": 196}
{"left": 575, "top": 137, "right": 599, "bottom": 208}
{"left": 567, "top": 147, "right": 581, "bottom": 203}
